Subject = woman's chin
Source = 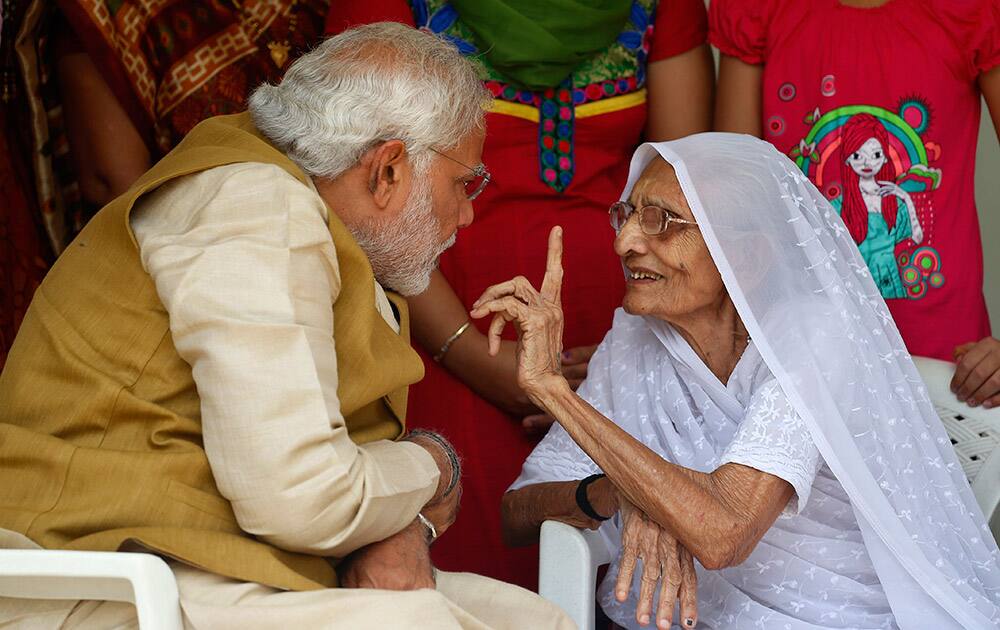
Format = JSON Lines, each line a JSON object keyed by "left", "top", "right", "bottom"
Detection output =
{"left": 621, "top": 295, "right": 660, "bottom": 318}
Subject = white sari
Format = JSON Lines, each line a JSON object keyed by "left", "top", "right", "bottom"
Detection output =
{"left": 510, "top": 135, "right": 1000, "bottom": 629}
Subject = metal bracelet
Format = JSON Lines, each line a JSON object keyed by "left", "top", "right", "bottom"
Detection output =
{"left": 408, "top": 429, "right": 461, "bottom": 497}
{"left": 433, "top": 321, "right": 472, "bottom": 363}
{"left": 417, "top": 512, "right": 438, "bottom": 543}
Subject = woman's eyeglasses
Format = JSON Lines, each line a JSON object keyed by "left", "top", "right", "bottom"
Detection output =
{"left": 609, "top": 201, "right": 698, "bottom": 235}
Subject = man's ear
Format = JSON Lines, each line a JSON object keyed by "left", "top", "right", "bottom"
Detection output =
{"left": 365, "top": 139, "right": 410, "bottom": 210}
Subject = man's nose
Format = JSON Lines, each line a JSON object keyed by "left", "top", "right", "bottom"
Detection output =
{"left": 457, "top": 199, "right": 475, "bottom": 229}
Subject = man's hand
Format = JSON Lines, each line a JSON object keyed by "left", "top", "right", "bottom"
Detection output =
{"left": 339, "top": 520, "right": 435, "bottom": 590}
{"left": 952, "top": 337, "right": 1000, "bottom": 408}
{"left": 616, "top": 498, "right": 697, "bottom": 629}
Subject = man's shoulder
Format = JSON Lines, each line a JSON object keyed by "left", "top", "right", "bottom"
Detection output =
{"left": 131, "top": 161, "right": 328, "bottom": 241}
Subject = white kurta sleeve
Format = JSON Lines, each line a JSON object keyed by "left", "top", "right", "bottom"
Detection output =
{"left": 131, "top": 162, "right": 439, "bottom": 557}
{"left": 718, "top": 378, "right": 823, "bottom": 515}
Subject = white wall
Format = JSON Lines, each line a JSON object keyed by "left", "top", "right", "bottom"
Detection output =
{"left": 975, "top": 104, "right": 1000, "bottom": 332}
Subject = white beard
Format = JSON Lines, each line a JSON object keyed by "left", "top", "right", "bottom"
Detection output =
{"left": 347, "top": 173, "right": 455, "bottom": 296}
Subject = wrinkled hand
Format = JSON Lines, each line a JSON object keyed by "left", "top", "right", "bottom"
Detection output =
{"left": 521, "top": 343, "right": 599, "bottom": 434}
{"left": 470, "top": 226, "right": 566, "bottom": 399}
{"left": 952, "top": 337, "right": 1000, "bottom": 408}
{"left": 616, "top": 498, "right": 697, "bottom": 629}
{"left": 339, "top": 520, "right": 435, "bottom": 590}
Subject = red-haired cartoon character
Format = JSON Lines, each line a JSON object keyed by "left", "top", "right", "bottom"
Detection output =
{"left": 837, "top": 113, "right": 923, "bottom": 299}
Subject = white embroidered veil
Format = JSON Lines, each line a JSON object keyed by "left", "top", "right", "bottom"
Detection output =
{"left": 621, "top": 135, "right": 1000, "bottom": 628}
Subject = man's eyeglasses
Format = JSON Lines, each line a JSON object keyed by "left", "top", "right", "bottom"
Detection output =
{"left": 609, "top": 201, "right": 698, "bottom": 235}
{"left": 430, "top": 148, "right": 491, "bottom": 200}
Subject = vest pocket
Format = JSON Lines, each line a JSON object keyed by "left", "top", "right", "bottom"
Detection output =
{"left": 166, "top": 480, "right": 238, "bottom": 524}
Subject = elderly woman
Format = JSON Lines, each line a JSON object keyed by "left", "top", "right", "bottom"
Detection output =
{"left": 472, "top": 135, "right": 1000, "bottom": 629}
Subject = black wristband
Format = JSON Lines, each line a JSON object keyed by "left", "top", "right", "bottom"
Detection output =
{"left": 575, "top": 473, "right": 611, "bottom": 521}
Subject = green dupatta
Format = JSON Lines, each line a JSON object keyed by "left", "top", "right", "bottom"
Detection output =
{"left": 450, "top": 0, "right": 633, "bottom": 91}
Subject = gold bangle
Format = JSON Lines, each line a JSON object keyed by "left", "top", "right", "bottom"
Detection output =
{"left": 433, "top": 321, "right": 472, "bottom": 363}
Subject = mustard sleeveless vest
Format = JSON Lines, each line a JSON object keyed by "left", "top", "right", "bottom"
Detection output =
{"left": 0, "top": 113, "right": 424, "bottom": 591}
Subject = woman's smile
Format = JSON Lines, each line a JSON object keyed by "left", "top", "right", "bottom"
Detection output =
{"left": 627, "top": 265, "right": 665, "bottom": 284}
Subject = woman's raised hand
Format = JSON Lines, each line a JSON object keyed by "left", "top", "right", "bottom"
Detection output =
{"left": 470, "top": 226, "right": 567, "bottom": 399}
{"left": 616, "top": 498, "right": 698, "bottom": 629}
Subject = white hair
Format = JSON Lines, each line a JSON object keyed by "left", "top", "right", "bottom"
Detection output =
{"left": 347, "top": 160, "right": 452, "bottom": 295}
{"left": 248, "top": 22, "right": 491, "bottom": 179}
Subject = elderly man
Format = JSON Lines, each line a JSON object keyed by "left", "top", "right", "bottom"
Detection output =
{"left": 0, "top": 23, "right": 571, "bottom": 629}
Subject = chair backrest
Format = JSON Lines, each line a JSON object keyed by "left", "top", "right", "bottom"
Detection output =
{"left": 911, "top": 356, "right": 1000, "bottom": 543}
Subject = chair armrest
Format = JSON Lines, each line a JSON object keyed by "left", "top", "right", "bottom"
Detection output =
{"left": 0, "top": 550, "right": 182, "bottom": 630}
{"left": 539, "top": 520, "right": 612, "bottom": 630}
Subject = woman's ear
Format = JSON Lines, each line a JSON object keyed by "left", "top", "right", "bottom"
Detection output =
{"left": 365, "top": 139, "right": 410, "bottom": 210}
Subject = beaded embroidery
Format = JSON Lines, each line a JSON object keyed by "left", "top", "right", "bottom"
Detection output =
{"left": 410, "top": 0, "right": 659, "bottom": 192}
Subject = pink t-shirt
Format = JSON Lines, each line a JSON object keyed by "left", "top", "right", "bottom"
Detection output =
{"left": 710, "top": 0, "right": 999, "bottom": 360}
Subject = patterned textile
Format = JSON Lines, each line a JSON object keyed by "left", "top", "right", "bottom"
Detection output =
{"left": 0, "top": 1, "right": 53, "bottom": 367}
{"left": 411, "top": 0, "right": 658, "bottom": 192}
{"left": 16, "top": 0, "right": 328, "bottom": 254}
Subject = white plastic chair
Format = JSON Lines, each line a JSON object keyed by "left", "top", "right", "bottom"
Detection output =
{"left": 538, "top": 520, "right": 611, "bottom": 630}
{"left": 538, "top": 356, "right": 1000, "bottom": 629}
{"left": 912, "top": 356, "right": 1000, "bottom": 541}
{"left": 0, "top": 549, "right": 182, "bottom": 630}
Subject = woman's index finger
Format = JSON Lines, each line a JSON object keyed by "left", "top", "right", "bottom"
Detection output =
{"left": 540, "top": 225, "right": 564, "bottom": 304}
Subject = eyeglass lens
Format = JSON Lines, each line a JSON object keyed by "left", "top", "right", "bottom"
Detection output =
{"left": 610, "top": 203, "right": 676, "bottom": 235}
{"left": 465, "top": 171, "right": 490, "bottom": 200}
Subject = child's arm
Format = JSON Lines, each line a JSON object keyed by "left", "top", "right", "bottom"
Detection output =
{"left": 645, "top": 45, "right": 716, "bottom": 141}
{"left": 715, "top": 54, "right": 763, "bottom": 137}
{"left": 979, "top": 64, "right": 1000, "bottom": 146}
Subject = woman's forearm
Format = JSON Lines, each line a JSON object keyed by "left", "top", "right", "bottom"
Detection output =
{"left": 56, "top": 50, "right": 150, "bottom": 207}
{"left": 502, "top": 477, "right": 618, "bottom": 547}
{"left": 502, "top": 482, "right": 579, "bottom": 547}
{"left": 529, "top": 378, "right": 792, "bottom": 569}
{"left": 408, "top": 270, "right": 536, "bottom": 416}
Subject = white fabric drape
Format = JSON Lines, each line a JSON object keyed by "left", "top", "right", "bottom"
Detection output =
{"left": 511, "top": 134, "right": 1000, "bottom": 628}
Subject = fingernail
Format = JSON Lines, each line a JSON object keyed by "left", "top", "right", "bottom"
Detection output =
{"left": 617, "top": 590, "right": 627, "bottom": 601}
{"left": 969, "top": 399, "right": 980, "bottom": 407}
{"left": 562, "top": 351, "right": 571, "bottom": 360}
{"left": 984, "top": 400, "right": 994, "bottom": 409}
{"left": 685, "top": 618, "right": 696, "bottom": 627}
{"left": 639, "top": 614, "right": 650, "bottom": 625}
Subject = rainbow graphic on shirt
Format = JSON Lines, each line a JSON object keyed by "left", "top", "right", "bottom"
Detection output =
{"left": 790, "top": 102, "right": 942, "bottom": 201}
{"left": 788, "top": 99, "right": 945, "bottom": 301}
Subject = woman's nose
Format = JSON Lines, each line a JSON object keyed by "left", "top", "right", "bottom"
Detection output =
{"left": 613, "top": 217, "right": 646, "bottom": 257}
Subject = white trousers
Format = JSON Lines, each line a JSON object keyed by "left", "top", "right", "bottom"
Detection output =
{"left": 0, "top": 532, "right": 572, "bottom": 630}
